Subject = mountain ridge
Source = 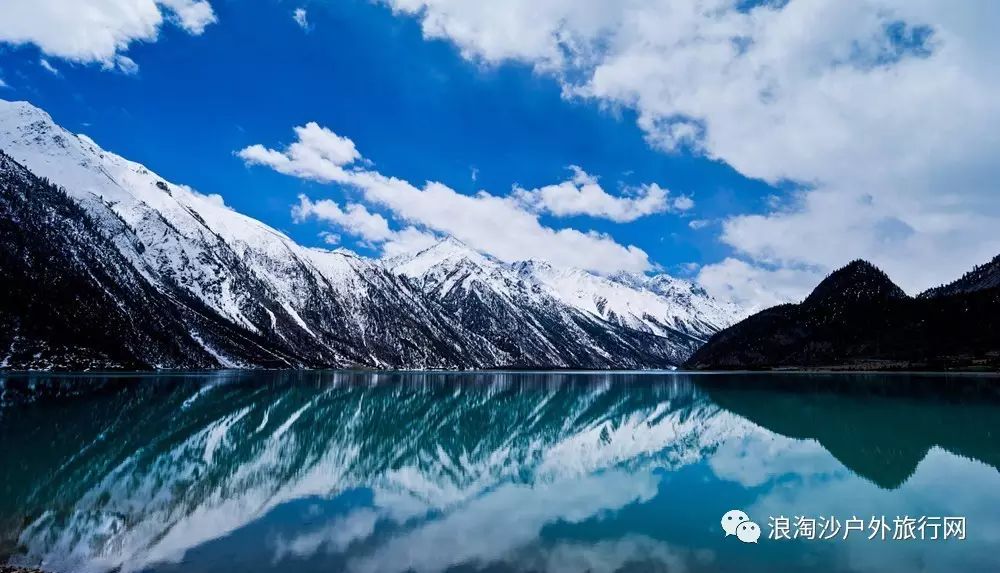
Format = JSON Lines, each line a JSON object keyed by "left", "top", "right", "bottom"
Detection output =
{"left": 686, "top": 258, "right": 1000, "bottom": 371}
{"left": 0, "top": 98, "right": 741, "bottom": 370}
{"left": 920, "top": 254, "right": 1000, "bottom": 298}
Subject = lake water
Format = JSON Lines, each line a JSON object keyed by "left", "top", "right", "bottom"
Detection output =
{"left": 1, "top": 371, "right": 999, "bottom": 573}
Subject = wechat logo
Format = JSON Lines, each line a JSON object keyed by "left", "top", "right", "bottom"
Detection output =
{"left": 722, "top": 509, "right": 761, "bottom": 543}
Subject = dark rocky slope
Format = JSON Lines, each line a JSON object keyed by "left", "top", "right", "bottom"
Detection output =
{"left": 0, "top": 151, "right": 314, "bottom": 370}
{"left": 686, "top": 260, "right": 1000, "bottom": 371}
{"left": 921, "top": 253, "right": 1000, "bottom": 298}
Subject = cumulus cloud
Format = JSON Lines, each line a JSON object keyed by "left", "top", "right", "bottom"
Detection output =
{"left": 672, "top": 194, "right": 694, "bottom": 212}
{"left": 292, "top": 195, "right": 396, "bottom": 244}
{"left": 293, "top": 8, "right": 309, "bottom": 30}
{"left": 239, "top": 125, "right": 654, "bottom": 273}
{"left": 380, "top": 0, "right": 1000, "bottom": 308}
{"left": 696, "top": 257, "right": 823, "bottom": 312}
{"left": 0, "top": 0, "right": 216, "bottom": 69}
{"left": 319, "top": 231, "right": 341, "bottom": 246}
{"left": 238, "top": 122, "right": 361, "bottom": 180}
{"left": 289, "top": 193, "right": 439, "bottom": 257}
{"left": 513, "top": 166, "right": 682, "bottom": 222}
{"left": 158, "top": 0, "right": 216, "bottom": 33}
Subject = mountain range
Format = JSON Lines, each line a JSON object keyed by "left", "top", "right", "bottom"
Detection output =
{"left": 686, "top": 259, "right": 1000, "bottom": 371}
{"left": 0, "top": 99, "right": 742, "bottom": 371}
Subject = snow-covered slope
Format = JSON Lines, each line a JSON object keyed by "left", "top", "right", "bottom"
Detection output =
{"left": 520, "top": 263, "right": 741, "bottom": 341}
{"left": 0, "top": 99, "right": 495, "bottom": 369}
{"left": 391, "top": 237, "right": 740, "bottom": 344}
{"left": 389, "top": 238, "right": 722, "bottom": 367}
{"left": 0, "top": 98, "right": 742, "bottom": 370}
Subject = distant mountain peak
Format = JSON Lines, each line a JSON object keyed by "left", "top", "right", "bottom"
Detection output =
{"left": 417, "top": 235, "right": 480, "bottom": 258}
{"left": 803, "top": 260, "right": 908, "bottom": 308}
{"left": 389, "top": 235, "right": 497, "bottom": 278}
{"left": 437, "top": 234, "right": 469, "bottom": 247}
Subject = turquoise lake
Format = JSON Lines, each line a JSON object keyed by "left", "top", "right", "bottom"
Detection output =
{"left": 1, "top": 371, "right": 999, "bottom": 573}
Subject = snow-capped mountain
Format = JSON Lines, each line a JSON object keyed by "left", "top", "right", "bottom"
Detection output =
{"left": 0, "top": 98, "right": 742, "bottom": 370}
{"left": 520, "top": 263, "right": 741, "bottom": 340}
{"left": 388, "top": 238, "right": 711, "bottom": 367}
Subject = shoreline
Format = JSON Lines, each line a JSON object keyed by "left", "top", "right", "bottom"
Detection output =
{"left": 1, "top": 366, "right": 997, "bottom": 375}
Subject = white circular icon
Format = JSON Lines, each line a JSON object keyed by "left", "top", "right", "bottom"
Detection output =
{"left": 721, "top": 509, "right": 750, "bottom": 536}
{"left": 737, "top": 521, "right": 761, "bottom": 543}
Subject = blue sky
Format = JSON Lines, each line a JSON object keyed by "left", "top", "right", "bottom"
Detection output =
{"left": 0, "top": 0, "right": 775, "bottom": 278}
{"left": 1, "top": 0, "right": 998, "bottom": 308}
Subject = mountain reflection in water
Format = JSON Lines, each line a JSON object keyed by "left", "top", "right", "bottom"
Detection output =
{"left": 1, "top": 371, "right": 999, "bottom": 573}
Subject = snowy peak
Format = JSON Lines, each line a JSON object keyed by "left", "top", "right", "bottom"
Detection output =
{"left": 517, "top": 259, "right": 739, "bottom": 341}
{"left": 390, "top": 236, "right": 492, "bottom": 276}
{"left": 389, "top": 237, "right": 743, "bottom": 343}
{"left": 388, "top": 236, "right": 522, "bottom": 301}
{"left": 0, "top": 100, "right": 55, "bottom": 130}
{"left": 1, "top": 98, "right": 745, "bottom": 370}
{"left": 610, "top": 270, "right": 707, "bottom": 299}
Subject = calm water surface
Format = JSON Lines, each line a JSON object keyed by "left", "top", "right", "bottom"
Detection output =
{"left": 1, "top": 371, "right": 999, "bottom": 573}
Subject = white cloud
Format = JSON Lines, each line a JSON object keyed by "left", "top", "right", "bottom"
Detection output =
{"left": 115, "top": 55, "right": 140, "bottom": 75}
{"left": 158, "top": 0, "right": 216, "bottom": 34}
{"left": 0, "top": 77, "right": 8, "bottom": 89}
{"left": 379, "top": 226, "right": 440, "bottom": 258}
{"left": 293, "top": 8, "right": 309, "bottom": 30}
{"left": 274, "top": 508, "right": 378, "bottom": 561}
{"left": 238, "top": 122, "right": 360, "bottom": 180}
{"left": 290, "top": 194, "right": 439, "bottom": 260}
{"left": 677, "top": 262, "right": 700, "bottom": 275}
{"left": 672, "top": 194, "right": 694, "bottom": 212}
{"left": 240, "top": 125, "right": 654, "bottom": 273}
{"left": 0, "top": 0, "right": 216, "bottom": 68}
{"left": 39, "top": 58, "right": 58, "bottom": 75}
{"left": 294, "top": 195, "right": 438, "bottom": 257}
{"left": 696, "top": 257, "right": 823, "bottom": 312}
{"left": 688, "top": 219, "right": 710, "bottom": 230}
{"left": 513, "top": 166, "right": 678, "bottom": 222}
{"left": 380, "top": 0, "right": 1000, "bottom": 308}
{"left": 292, "top": 194, "right": 396, "bottom": 244}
